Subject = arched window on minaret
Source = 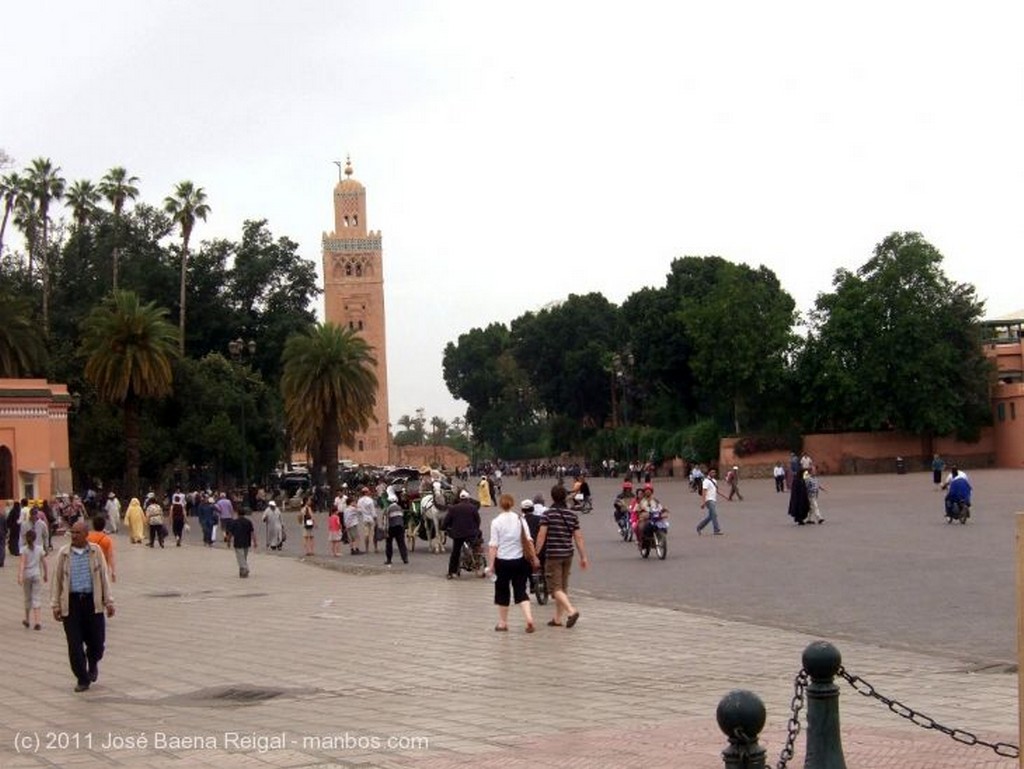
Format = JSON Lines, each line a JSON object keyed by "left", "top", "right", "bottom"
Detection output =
{"left": 353, "top": 214, "right": 358, "bottom": 226}
{"left": 355, "top": 264, "right": 362, "bottom": 277}
{"left": 343, "top": 215, "right": 349, "bottom": 227}
{"left": 345, "top": 262, "right": 353, "bottom": 276}
{"left": 358, "top": 320, "right": 364, "bottom": 331}
{"left": 358, "top": 440, "right": 364, "bottom": 452}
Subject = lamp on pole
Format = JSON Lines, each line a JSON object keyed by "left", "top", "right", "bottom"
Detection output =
{"left": 228, "top": 338, "right": 256, "bottom": 495}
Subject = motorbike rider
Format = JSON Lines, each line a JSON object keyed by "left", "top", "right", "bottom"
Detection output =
{"left": 944, "top": 465, "right": 972, "bottom": 522}
{"left": 570, "top": 474, "right": 592, "bottom": 505}
{"left": 613, "top": 481, "right": 634, "bottom": 532}
{"left": 633, "top": 483, "right": 661, "bottom": 545}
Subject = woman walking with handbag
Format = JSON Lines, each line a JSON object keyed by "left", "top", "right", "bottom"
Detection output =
{"left": 299, "top": 497, "right": 316, "bottom": 556}
{"left": 485, "top": 494, "right": 537, "bottom": 633}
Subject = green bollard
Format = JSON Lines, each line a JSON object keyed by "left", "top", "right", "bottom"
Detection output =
{"left": 717, "top": 689, "right": 767, "bottom": 768}
{"left": 802, "top": 641, "right": 847, "bottom": 769}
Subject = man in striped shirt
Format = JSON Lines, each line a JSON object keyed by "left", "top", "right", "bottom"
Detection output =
{"left": 534, "top": 485, "right": 589, "bottom": 629}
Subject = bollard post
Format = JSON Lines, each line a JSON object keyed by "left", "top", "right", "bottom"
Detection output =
{"left": 1016, "top": 512, "right": 1024, "bottom": 769}
{"left": 717, "top": 689, "right": 767, "bottom": 768}
{"left": 802, "top": 641, "right": 847, "bottom": 769}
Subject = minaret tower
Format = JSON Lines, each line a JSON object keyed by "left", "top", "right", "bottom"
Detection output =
{"left": 322, "top": 156, "right": 391, "bottom": 465}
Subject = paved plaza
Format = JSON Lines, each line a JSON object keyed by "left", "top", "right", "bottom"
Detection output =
{"left": 1, "top": 469, "right": 1021, "bottom": 767}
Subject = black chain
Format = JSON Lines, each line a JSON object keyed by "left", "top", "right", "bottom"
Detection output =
{"left": 838, "top": 666, "right": 1019, "bottom": 759}
{"left": 775, "top": 669, "right": 807, "bottom": 769}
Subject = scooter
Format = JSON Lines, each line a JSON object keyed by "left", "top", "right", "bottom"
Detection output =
{"left": 638, "top": 507, "right": 670, "bottom": 560}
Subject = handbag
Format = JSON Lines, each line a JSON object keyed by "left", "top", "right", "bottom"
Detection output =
{"left": 374, "top": 525, "right": 387, "bottom": 543}
{"left": 519, "top": 518, "right": 540, "bottom": 568}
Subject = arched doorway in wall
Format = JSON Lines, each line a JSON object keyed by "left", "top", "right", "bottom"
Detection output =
{"left": 0, "top": 446, "right": 12, "bottom": 499}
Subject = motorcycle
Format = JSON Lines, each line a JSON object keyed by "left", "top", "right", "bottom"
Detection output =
{"left": 570, "top": 494, "right": 593, "bottom": 515}
{"left": 613, "top": 497, "right": 633, "bottom": 541}
{"left": 638, "top": 506, "right": 669, "bottom": 560}
{"left": 945, "top": 499, "right": 970, "bottom": 525}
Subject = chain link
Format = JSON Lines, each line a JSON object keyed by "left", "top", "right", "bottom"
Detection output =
{"left": 838, "top": 666, "right": 1019, "bottom": 759}
{"left": 775, "top": 669, "right": 807, "bottom": 769}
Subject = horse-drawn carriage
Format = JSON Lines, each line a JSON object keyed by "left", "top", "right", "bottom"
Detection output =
{"left": 399, "top": 483, "right": 458, "bottom": 554}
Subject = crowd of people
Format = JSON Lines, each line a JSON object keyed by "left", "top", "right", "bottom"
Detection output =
{"left": 4, "top": 452, "right": 980, "bottom": 692}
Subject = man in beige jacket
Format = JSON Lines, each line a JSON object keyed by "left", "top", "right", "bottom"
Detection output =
{"left": 51, "top": 520, "right": 115, "bottom": 692}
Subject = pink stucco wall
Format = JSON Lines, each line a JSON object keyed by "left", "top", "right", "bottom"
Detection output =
{"left": 0, "top": 378, "right": 72, "bottom": 502}
{"left": 720, "top": 429, "right": 994, "bottom": 477}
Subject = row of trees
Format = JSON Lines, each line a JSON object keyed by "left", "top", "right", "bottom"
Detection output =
{"left": 0, "top": 152, "right": 385, "bottom": 497}
{"left": 1, "top": 157, "right": 208, "bottom": 350}
{"left": 391, "top": 408, "right": 471, "bottom": 454}
{"left": 0, "top": 149, "right": 994, "bottom": 484}
{"left": 443, "top": 232, "right": 992, "bottom": 463}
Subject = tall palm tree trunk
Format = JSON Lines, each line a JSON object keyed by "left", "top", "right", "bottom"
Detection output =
{"left": 124, "top": 397, "right": 141, "bottom": 497}
{"left": 178, "top": 233, "right": 190, "bottom": 355}
{"left": 320, "top": 420, "right": 341, "bottom": 502}
{"left": 0, "top": 202, "right": 11, "bottom": 256}
{"left": 40, "top": 220, "right": 50, "bottom": 336}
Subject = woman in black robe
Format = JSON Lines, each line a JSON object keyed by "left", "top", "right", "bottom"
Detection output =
{"left": 6, "top": 500, "right": 21, "bottom": 556}
{"left": 788, "top": 471, "right": 810, "bottom": 525}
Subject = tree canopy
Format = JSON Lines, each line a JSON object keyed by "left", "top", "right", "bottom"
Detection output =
{"left": 797, "top": 232, "right": 991, "bottom": 440}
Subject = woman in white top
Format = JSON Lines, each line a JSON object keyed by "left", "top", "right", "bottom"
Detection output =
{"left": 18, "top": 528, "right": 48, "bottom": 630}
{"left": 486, "top": 494, "right": 537, "bottom": 633}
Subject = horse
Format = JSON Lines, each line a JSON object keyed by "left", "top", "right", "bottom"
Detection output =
{"left": 418, "top": 492, "right": 448, "bottom": 554}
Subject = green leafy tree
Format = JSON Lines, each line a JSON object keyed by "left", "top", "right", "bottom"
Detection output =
{"left": 224, "top": 220, "right": 320, "bottom": 382}
{"left": 669, "top": 256, "right": 797, "bottom": 434}
{"left": 0, "top": 291, "right": 47, "bottom": 376}
{"left": 99, "top": 166, "right": 140, "bottom": 291}
{"left": 620, "top": 286, "right": 698, "bottom": 427}
{"left": 443, "top": 323, "right": 518, "bottom": 450}
{"left": 163, "top": 354, "right": 281, "bottom": 489}
{"left": 281, "top": 322, "right": 377, "bottom": 495}
{"left": 797, "top": 232, "right": 991, "bottom": 441}
{"left": 80, "top": 290, "right": 179, "bottom": 496}
{"left": 163, "top": 181, "right": 210, "bottom": 355}
{"left": 510, "top": 293, "right": 619, "bottom": 429}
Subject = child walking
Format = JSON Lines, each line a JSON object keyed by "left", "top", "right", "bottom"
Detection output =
{"left": 18, "top": 529, "right": 48, "bottom": 630}
{"left": 328, "top": 507, "right": 342, "bottom": 557}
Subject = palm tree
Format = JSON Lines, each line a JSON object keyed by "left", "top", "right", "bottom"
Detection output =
{"left": 25, "top": 157, "right": 66, "bottom": 336}
{"left": 81, "top": 290, "right": 179, "bottom": 496}
{"left": 0, "top": 291, "right": 47, "bottom": 376}
{"left": 65, "top": 179, "right": 102, "bottom": 230}
{"left": 0, "top": 172, "right": 25, "bottom": 257}
{"left": 12, "top": 187, "right": 40, "bottom": 279}
{"left": 98, "top": 167, "right": 140, "bottom": 290}
{"left": 163, "top": 181, "right": 210, "bottom": 355}
{"left": 430, "top": 416, "right": 448, "bottom": 445}
{"left": 281, "top": 322, "right": 378, "bottom": 495}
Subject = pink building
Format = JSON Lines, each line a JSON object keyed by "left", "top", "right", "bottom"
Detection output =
{"left": 0, "top": 379, "right": 73, "bottom": 502}
{"left": 982, "top": 313, "right": 1024, "bottom": 468}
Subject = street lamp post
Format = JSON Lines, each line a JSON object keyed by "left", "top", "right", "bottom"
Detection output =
{"left": 228, "top": 338, "right": 256, "bottom": 496}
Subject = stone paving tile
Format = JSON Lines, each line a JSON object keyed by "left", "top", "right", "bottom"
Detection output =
{"left": 0, "top": 533, "right": 1016, "bottom": 768}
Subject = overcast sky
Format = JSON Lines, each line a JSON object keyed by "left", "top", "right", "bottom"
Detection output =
{"left": 4, "top": 2, "right": 1022, "bottom": 423}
